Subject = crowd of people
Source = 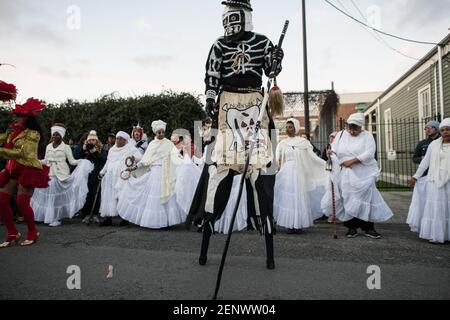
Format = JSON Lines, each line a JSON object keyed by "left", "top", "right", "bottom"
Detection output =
{"left": 1, "top": 1, "right": 449, "bottom": 274}
{"left": 1, "top": 104, "right": 449, "bottom": 247}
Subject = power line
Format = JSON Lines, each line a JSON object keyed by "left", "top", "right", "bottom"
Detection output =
{"left": 346, "top": 0, "right": 421, "bottom": 60}
{"left": 324, "top": 0, "right": 438, "bottom": 46}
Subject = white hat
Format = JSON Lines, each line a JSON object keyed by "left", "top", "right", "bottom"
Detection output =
{"left": 287, "top": 118, "right": 300, "bottom": 134}
{"left": 116, "top": 131, "right": 130, "bottom": 141}
{"left": 87, "top": 130, "right": 99, "bottom": 141}
{"left": 440, "top": 118, "right": 450, "bottom": 129}
{"left": 347, "top": 113, "right": 365, "bottom": 127}
{"left": 152, "top": 120, "right": 167, "bottom": 134}
{"left": 51, "top": 126, "right": 66, "bottom": 139}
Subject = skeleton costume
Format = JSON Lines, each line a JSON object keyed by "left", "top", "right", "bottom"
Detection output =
{"left": 32, "top": 125, "right": 94, "bottom": 226}
{"left": 274, "top": 119, "right": 328, "bottom": 231}
{"left": 194, "top": 0, "right": 283, "bottom": 269}
{"left": 117, "top": 121, "right": 185, "bottom": 229}
{"left": 99, "top": 131, "right": 142, "bottom": 220}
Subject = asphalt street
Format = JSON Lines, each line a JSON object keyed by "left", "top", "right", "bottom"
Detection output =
{"left": 1, "top": 192, "right": 449, "bottom": 300}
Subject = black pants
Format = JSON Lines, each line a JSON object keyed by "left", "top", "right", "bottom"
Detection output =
{"left": 200, "top": 221, "right": 274, "bottom": 263}
{"left": 81, "top": 176, "right": 101, "bottom": 217}
{"left": 200, "top": 169, "right": 275, "bottom": 262}
{"left": 344, "top": 218, "right": 375, "bottom": 231}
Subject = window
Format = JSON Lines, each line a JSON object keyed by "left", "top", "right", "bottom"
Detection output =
{"left": 384, "top": 109, "right": 393, "bottom": 151}
{"left": 418, "top": 84, "right": 432, "bottom": 139}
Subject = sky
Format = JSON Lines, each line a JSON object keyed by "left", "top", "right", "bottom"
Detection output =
{"left": 1, "top": 0, "right": 449, "bottom": 104}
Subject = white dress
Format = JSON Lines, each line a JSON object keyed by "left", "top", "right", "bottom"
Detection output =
{"left": 406, "top": 176, "right": 428, "bottom": 232}
{"left": 117, "top": 139, "right": 185, "bottom": 229}
{"left": 274, "top": 137, "right": 328, "bottom": 230}
{"left": 175, "top": 154, "right": 202, "bottom": 215}
{"left": 321, "top": 130, "right": 393, "bottom": 223}
{"left": 411, "top": 139, "right": 450, "bottom": 243}
{"left": 32, "top": 143, "right": 93, "bottom": 223}
{"left": 99, "top": 144, "right": 142, "bottom": 218}
{"left": 213, "top": 174, "right": 248, "bottom": 234}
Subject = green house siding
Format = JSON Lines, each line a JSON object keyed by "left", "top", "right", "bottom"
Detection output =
{"left": 377, "top": 65, "right": 441, "bottom": 182}
{"left": 443, "top": 52, "right": 450, "bottom": 117}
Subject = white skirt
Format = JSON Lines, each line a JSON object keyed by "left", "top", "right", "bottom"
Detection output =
{"left": 32, "top": 160, "right": 93, "bottom": 224}
{"left": 175, "top": 158, "right": 202, "bottom": 215}
{"left": 321, "top": 167, "right": 393, "bottom": 223}
{"left": 117, "top": 166, "right": 185, "bottom": 229}
{"left": 274, "top": 161, "right": 325, "bottom": 229}
{"left": 406, "top": 177, "right": 428, "bottom": 232}
{"left": 99, "top": 162, "right": 122, "bottom": 218}
{"left": 214, "top": 175, "right": 248, "bottom": 234}
{"left": 419, "top": 181, "right": 450, "bottom": 243}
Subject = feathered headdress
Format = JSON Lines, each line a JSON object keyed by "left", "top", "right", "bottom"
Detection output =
{"left": 12, "top": 98, "right": 46, "bottom": 117}
{"left": 0, "top": 80, "right": 17, "bottom": 102}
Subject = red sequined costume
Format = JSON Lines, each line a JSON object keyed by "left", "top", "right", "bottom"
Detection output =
{"left": 0, "top": 96, "right": 49, "bottom": 246}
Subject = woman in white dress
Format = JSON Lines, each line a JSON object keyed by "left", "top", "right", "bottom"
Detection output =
{"left": 408, "top": 118, "right": 450, "bottom": 244}
{"left": 98, "top": 131, "right": 142, "bottom": 227}
{"left": 32, "top": 124, "right": 93, "bottom": 226}
{"left": 175, "top": 134, "right": 202, "bottom": 216}
{"left": 117, "top": 120, "right": 185, "bottom": 229}
{"left": 274, "top": 118, "right": 328, "bottom": 234}
{"left": 321, "top": 113, "right": 393, "bottom": 239}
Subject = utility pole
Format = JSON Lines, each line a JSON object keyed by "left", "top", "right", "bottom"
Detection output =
{"left": 302, "top": 0, "right": 310, "bottom": 139}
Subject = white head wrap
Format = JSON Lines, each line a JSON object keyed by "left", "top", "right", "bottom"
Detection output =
{"left": 223, "top": 6, "right": 254, "bottom": 32}
{"left": 439, "top": 118, "right": 450, "bottom": 129}
{"left": 51, "top": 126, "right": 66, "bottom": 139}
{"left": 116, "top": 131, "right": 130, "bottom": 142}
{"left": 287, "top": 118, "right": 300, "bottom": 134}
{"left": 152, "top": 120, "right": 167, "bottom": 134}
{"left": 347, "top": 113, "right": 365, "bottom": 127}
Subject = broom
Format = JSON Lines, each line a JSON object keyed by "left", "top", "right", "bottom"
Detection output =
{"left": 269, "top": 77, "right": 285, "bottom": 117}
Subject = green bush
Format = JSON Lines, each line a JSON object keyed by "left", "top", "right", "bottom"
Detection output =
{"left": 1, "top": 91, "right": 206, "bottom": 143}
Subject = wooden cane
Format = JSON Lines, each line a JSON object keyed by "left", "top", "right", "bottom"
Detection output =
{"left": 326, "top": 158, "right": 338, "bottom": 239}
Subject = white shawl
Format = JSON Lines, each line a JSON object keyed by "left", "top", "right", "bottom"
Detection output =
{"left": 276, "top": 137, "right": 328, "bottom": 193}
{"left": 414, "top": 138, "right": 450, "bottom": 188}
{"left": 140, "top": 138, "right": 183, "bottom": 203}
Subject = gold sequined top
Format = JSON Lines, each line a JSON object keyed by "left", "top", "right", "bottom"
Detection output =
{"left": 0, "top": 129, "right": 43, "bottom": 169}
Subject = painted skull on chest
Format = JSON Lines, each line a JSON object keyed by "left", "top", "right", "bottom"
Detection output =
{"left": 223, "top": 100, "right": 267, "bottom": 153}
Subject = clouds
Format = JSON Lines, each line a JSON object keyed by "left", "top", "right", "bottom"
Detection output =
{"left": 132, "top": 18, "right": 152, "bottom": 31}
{"left": 37, "top": 66, "right": 88, "bottom": 80}
{"left": 0, "top": 0, "right": 67, "bottom": 47}
{"left": 132, "top": 55, "right": 175, "bottom": 68}
{"left": 2, "top": 0, "right": 448, "bottom": 103}
{"left": 395, "top": 0, "right": 450, "bottom": 30}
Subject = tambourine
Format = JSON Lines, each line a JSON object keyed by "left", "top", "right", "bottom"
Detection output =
{"left": 120, "top": 156, "right": 138, "bottom": 180}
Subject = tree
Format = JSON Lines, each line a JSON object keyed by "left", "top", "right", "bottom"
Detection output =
{"left": 0, "top": 92, "right": 206, "bottom": 143}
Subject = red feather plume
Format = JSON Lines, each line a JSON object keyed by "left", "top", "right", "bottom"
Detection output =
{"left": 13, "top": 98, "right": 46, "bottom": 117}
{"left": 0, "top": 80, "right": 17, "bottom": 102}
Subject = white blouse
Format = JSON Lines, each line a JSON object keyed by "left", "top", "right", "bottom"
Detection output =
{"left": 41, "top": 142, "right": 80, "bottom": 181}
{"left": 414, "top": 139, "right": 450, "bottom": 187}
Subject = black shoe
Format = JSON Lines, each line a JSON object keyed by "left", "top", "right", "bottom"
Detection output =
{"left": 118, "top": 219, "right": 129, "bottom": 227}
{"left": 346, "top": 228, "right": 358, "bottom": 238}
{"left": 365, "top": 229, "right": 382, "bottom": 239}
{"left": 99, "top": 217, "right": 112, "bottom": 227}
{"left": 266, "top": 259, "right": 275, "bottom": 270}
{"left": 286, "top": 229, "right": 296, "bottom": 234}
{"left": 199, "top": 256, "right": 207, "bottom": 266}
{"left": 295, "top": 229, "right": 303, "bottom": 234}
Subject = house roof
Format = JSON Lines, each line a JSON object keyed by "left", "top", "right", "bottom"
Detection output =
{"left": 339, "top": 92, "right": 383, "bottom": 104}
{"left": 368, "top": 33, "right": 450, "bottom": 108}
